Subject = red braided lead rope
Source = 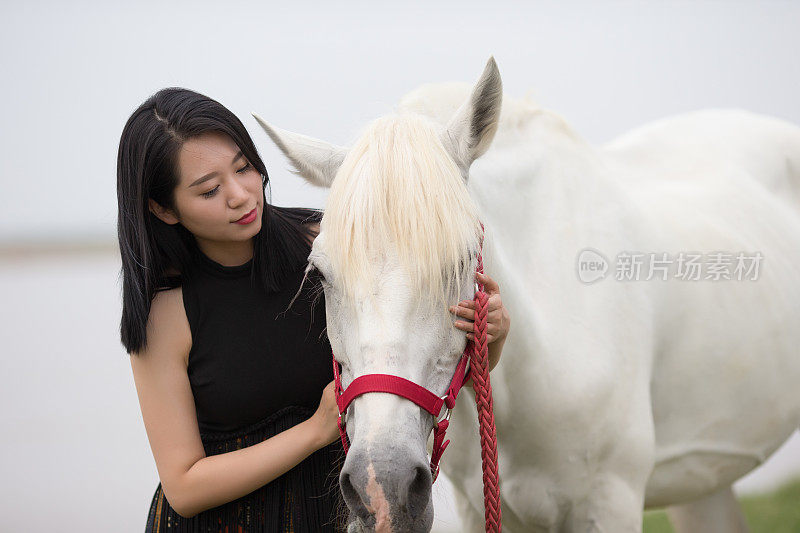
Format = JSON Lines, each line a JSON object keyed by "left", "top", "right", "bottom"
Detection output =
{"left": 472, "top": 230, "right": 502, "bottom": 532}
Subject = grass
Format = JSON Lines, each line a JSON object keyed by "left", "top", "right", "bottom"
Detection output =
{"left": 643, "top": 478, "right": 800, "bottom": 533}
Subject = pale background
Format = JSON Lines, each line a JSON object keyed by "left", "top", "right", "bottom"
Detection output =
{"left": 1, "top": 1, "right": 798, "bottom": 531}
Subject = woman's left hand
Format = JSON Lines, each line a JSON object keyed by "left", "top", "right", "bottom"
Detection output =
{"left": 449, "top": 271, "right": 511, "bottom": 344}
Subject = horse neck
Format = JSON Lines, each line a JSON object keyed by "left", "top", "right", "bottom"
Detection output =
{"left": 468, "top": 109, "right": 623, "bottom": 266}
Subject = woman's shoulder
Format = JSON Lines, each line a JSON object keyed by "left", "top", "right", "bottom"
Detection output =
{"left": 154, "top": 265, "right": 184, "bottom": 293}
{"left": 143, "top": 285, "right": 192, "bottom": 368}
{"left": 302, "top": 221, "right": 320, "bottom": 246}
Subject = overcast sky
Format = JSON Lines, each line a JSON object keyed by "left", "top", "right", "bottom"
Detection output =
{"left": 1, "top": 0, "right": 798, "bottom": 244}
{"left": 2, "top": 4, "right": 799, "bottom": 529}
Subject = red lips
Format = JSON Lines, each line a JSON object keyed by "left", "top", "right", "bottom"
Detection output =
{"left": 234, "top": 208, "right": 257, "bottom": 224}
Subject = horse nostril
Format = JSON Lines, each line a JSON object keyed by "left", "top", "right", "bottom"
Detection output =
{"left": 340, "top": 471, "right": 371, "bottom": 523}
{"left": 403, "top": 464, "right": 432, "bottom": 516}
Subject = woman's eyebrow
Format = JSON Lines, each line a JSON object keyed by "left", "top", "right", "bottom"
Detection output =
{"left": 189, "top": 150, "right": 245, "bottom": 187}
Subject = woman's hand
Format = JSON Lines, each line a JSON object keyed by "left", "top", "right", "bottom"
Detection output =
{"left": 309, "top": 380, "right": 341, "bottom": 448}
{"left": 449, "top": 271, "right": 511, "bottom": 375}
{"left": 449, "top": 271, "right": 510, "bottom": 344}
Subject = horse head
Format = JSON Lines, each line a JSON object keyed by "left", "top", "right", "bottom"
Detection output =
{"left": 254, "top": 57, "right": 502, "bottom": 532}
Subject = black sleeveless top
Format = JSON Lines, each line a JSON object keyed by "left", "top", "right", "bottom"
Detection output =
{"left": 183, "top": 242, "right": 333, "bottom": 433}
{"left": 144, "top": 240, "right": 346, "bottom": 532}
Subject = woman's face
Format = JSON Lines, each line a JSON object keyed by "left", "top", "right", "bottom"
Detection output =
{"left": 150, "top": 131, "right": 263, "bottom": 260}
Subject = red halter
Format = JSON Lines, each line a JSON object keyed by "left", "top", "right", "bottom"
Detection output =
{"left": 331, "top": 336, "right": 472, "bottom": 482}
{"left": 330, "top": 222, "right": 502, "bottom": 531}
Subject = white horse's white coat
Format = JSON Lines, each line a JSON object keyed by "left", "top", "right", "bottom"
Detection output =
{"left": 256, "top": 59, "right": 800, "bottom": 532}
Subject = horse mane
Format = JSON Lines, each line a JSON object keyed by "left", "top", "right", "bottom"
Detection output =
{"left": 323, "top": 112, "right": 482, "bottom": 307}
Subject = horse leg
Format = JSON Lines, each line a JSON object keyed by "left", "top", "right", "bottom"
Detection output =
{"left": 561, "top": 471, "right": 648, "bottom": 533}
{"left": 561, "top": 383, "right": 657, "bottom": 532}
{"left": 666, "top": 486, "right": 749, "bottom": 533}
{"left": 497, "top": 428, "right": 654, "bottom": 532}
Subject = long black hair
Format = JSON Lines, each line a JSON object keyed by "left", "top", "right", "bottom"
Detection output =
{"left": 117, "top": 87, "right": 322, "bottom": 355}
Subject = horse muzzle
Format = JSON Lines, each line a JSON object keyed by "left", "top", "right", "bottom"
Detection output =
{"left": 340, "top": 444, "right": 435, "bottom": 533}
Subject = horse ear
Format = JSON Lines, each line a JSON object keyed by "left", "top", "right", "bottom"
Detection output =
{"left": 251, "top": 112, "right": 347, "bottom": 188}
{"left": 442, "top": 56, "right": 503, "bottom": 176}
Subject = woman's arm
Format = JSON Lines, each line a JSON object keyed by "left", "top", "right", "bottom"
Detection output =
{"left": 130, "top": 287, "right": 338, "bottom": 518}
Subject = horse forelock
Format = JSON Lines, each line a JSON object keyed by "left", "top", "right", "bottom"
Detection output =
{"left": 323, "top": 113, "right": 482, "bottom": 307}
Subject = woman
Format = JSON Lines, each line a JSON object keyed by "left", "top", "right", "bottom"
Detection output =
{"left": 118, "top": 87, "right": 510, "bottom": 532}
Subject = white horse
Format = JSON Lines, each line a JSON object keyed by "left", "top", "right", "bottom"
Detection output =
{"left": 254, "top": 58, "right": 800, "bottom": 532}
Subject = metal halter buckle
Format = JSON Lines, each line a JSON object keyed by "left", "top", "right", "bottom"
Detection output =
{"left": 431, "top": 463, "right": 441, "bottom": 482}
{"left": 436, "top": 396, "right": 452, "bottom": 424}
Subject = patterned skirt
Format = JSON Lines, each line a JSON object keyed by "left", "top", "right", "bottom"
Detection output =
{"left": 144, "top": 406, "right": 347, "bottom": 532}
